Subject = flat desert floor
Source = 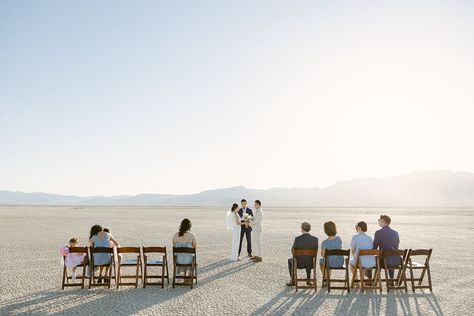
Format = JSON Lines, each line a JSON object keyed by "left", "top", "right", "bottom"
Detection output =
{"left": 0, "top": 206, "right": 472, "bottom": 315}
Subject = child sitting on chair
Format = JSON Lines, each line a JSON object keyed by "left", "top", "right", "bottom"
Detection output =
{"left": 59, "top": 237, "right": 85, "bottom": 281}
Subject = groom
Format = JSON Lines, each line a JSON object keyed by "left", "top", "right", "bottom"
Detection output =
{"left": 238, "top": 199, "right": 253, "bottom": 258}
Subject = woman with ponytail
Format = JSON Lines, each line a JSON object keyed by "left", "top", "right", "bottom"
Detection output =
{"left": 172, "top": 218, "right": 196, "bottom": 280}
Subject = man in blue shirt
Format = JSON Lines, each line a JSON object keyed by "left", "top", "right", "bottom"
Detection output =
{"left": 373, "top": 214, "right": 401, "bottom": 278}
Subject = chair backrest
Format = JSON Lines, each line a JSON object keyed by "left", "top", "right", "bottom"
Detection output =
{"left": 68, "top": 246, "right": 88, "bottom": 254}
{"left": 382, "top": 249, "right": 408, "bottom": 259}
{"left": 143, "top": 246, "right": 167, "bottom": 254}
{"left": 90, "top": 247, "right": 114, "bottom": 254}
{"left": 173, "top": 247, "right": 196, "bottom": 254}
{"left": 292, "top": 248, "right": 317, "bottom": 257}
{"left": 358, "top": 249, "right": 381, "bottom": 257}
{"left": 325, "top": 249, "right": 350, "bottom": 258}
{"left": 408, "top": 249, "right": 432, "bottom": 257}
{"left": 117, "top": 247, "right": 141, "bottom": 254}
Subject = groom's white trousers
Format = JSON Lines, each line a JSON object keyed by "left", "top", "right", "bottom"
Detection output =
{"left": 253, "top": 231, "right": 262, "bottom": 257}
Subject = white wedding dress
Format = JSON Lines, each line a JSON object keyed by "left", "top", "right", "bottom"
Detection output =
{"left": 226, "top": 210, "right": 241, "bottom": 262}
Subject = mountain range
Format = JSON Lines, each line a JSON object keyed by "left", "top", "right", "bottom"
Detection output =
{"left": 1, "top": 170, "right": 474, "bottom": 207}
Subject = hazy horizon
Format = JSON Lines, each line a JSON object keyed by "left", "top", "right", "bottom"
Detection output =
{"left": 0, "top": 169, "right": 470, "bottom": 196}
{"left": 1, "top": 1, "right": 474, "bottom": 196}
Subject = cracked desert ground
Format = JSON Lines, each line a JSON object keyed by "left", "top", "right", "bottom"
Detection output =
{"left": 1, "top": 206, "right": 471, "bottom": 315}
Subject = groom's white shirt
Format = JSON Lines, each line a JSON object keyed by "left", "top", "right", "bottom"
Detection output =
{"left": 252, "top": 208, "right": 263, "bottom": 232}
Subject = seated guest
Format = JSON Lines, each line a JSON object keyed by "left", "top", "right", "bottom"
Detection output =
{"left": 319, "top": 221, "right": 344, "bottom": 275}
{"left": 373, "top": 214, "right": 400, "bottom": 278}
{"left": 59, "top": 237, "right": 85, "bottom": 282}
{"left": 286, "top": 222, "right": 318, "bottom": 286}
{"left": 350, "top": 221, "right": 376, "bottom": 276}
{"left": 89, "top": 224, "right": 119, "bottom": 283}
{"left": 172, "top": 218, "right": 197, "bottom": 283}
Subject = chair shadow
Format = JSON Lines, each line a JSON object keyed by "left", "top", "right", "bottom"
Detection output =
{"left": 250, "top": 288, "right": 328, "bottom": 316}
{"left": 1, "top": 287, "right": 192, "bottom": 316}
{"left": 0, "top": 260, "right": 254, "bottom": 315}
{"left": 250, "top": 288, "right": 444, "bottom": 316}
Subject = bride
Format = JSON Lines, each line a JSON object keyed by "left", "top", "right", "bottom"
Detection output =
{"left": 226, "top": 203, "right": 242, "bottom": 261}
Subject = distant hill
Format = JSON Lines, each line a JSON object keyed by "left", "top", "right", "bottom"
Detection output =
{"left": 1, "top": 170, "right": 474, "bottom": 207}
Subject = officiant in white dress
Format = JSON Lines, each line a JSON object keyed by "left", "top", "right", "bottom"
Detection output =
{"left": 250, "top": 200, "right": 263, "bottom": 262}
{"left": 226, "top": 203, "right": 242, "bottom": 261}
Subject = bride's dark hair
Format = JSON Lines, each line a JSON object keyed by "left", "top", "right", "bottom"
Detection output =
{"left": 231, "top": 203, "right": 239, "bottom": 212}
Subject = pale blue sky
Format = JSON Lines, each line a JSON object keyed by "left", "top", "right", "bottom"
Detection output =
{"left": 1, "top": 1, "right": 473, "bottom": 195}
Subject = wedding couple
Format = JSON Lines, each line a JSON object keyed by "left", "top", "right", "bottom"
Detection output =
{"left": 226, "top": 199, "right": 263, "bottom": 262}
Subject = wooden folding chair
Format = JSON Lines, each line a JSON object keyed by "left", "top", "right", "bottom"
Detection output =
{"left": 61, "top": 246, "right": 88, "bottom": 290}
{"left": 406, "top": 249, "right": 433, "bottom": 292}
{"left": 143, "top": 246, "right": 169, "bottom": 288}
{"left": 292, "top": 249, "right": 317, "bottom": 292}
{"left": 381, "top": 249, "right": 408, "bottom": 292}
{"left": 322, "top": 249, "right": 350, "bottom": 293}
{"left": 89, "top": 247, "right": 115, "bottom": 289}
{"left": 172, "top": 247, "right": 197, "bottom": 289}
{"left": 116, "top": 247, "right": 142, "bottom": 289}
{"left": 351, "top": 249, "right": 382, "bottom": 293}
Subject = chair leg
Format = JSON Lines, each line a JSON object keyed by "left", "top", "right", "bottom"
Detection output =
{"left": 135, "top": 262, "right": 139, "bottom": 288}
{"left": 359, "top": 268, "right": 365, "bottom": 293}
{"left": 377, "top": 266, "right": 382, "bottom": 293}
{"left": 409, "top": 265, "right": 415, "bottom": 292}
{"left": 402, "top": 268, "right": 408, "bottom": 292}
{"left": 293, "top": 259, "right": 298, "bottom": 292}
{"left": 116, "top": 264, "right": 121, "bottom": 289}
{"left": 81, "top": 264, "right": 86, "bottom": 289}
{"left": 62, "top": 266, "right": 67, "bottom": 290}
{"left": 326, "top": 266, "right": 331, "bottom": 293}
{"left": 313, "top": 265, "right": 317, "bottom": 292}
{"left": 427, "top": 264, "right": 433, "bottom": 292}
{"left": 172, "top": 262, "right": 176, "bottom": 288}
{"left": 195, "top": 259, "right": 198, "bottom": 284}
{"left": 161, "top": 263, "right": 165, "bottom": 288}
{"left": 143, "top": 265, "right": 147, "bottom": 288}
{"left": 108, "top": 265, "right": 112, "bottom": 289}
{"left": 346, "top": 266, "right": 350, "bottom": 293}
{"left": 166, "top": 260, "right": 170, "bottom": 284}
{"left": 89, "top": 264, "right": 94, "bottom": 289}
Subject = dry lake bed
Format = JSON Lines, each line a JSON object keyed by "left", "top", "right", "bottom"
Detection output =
{"left": 0, "top": 206, "right": 472, "bottom": 315}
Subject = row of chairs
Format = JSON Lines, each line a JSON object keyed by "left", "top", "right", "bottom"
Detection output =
{"left": 61, "top": 246, "right": 197, "bottom": 290}
{"left": 292, "top": 248, "right": 433, "bottom": 293}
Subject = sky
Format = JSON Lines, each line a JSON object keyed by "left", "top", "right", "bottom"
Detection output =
{"left": 1, "top": 1, "right": 473, "bottom": 196}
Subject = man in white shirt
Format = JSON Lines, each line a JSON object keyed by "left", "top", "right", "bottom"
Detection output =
{"left": 250, "top": 200, "right": 263, "bottom": 262}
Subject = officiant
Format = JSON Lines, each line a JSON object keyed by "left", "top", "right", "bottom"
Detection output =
{"left": 238, "top": 199, "right": 253, "bottom": 258}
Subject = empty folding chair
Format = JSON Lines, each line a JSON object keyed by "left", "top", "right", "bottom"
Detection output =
{"left": 406, "top": 249, "right": 433, "bottom": 292}
{"left": 116, "top": 247, "right": 142, "bottom": 289}
{"left": 381, "top": 249, "right": 408, "bottom": 292}
{"left": 142, "top": 247, "right": 169, "bottom": 288}
{"left": 291, "top": 249, "right": 318, "bottom": 292}
{"left": 61, "top": 246, "right": 89, "bottom": 290}
{"left": 322, "top": 249, "right": 350, "bottom": 293}
{"left": 351, "top": 249, "right": 382, "bottom": 293}
{"left": 89, "top": 247, "right": 115, "bottom": 289}
{"left": 172, "top": 247, "right": 197, "bottom": 289}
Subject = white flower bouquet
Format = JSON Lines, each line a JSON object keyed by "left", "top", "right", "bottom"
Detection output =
{"left": 242, "top": 213, "right": 253, "bottom": 222}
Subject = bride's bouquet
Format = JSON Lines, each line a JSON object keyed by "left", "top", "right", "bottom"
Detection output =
{"left": 242, "top": 213, "right": 253, "bottom": 222}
